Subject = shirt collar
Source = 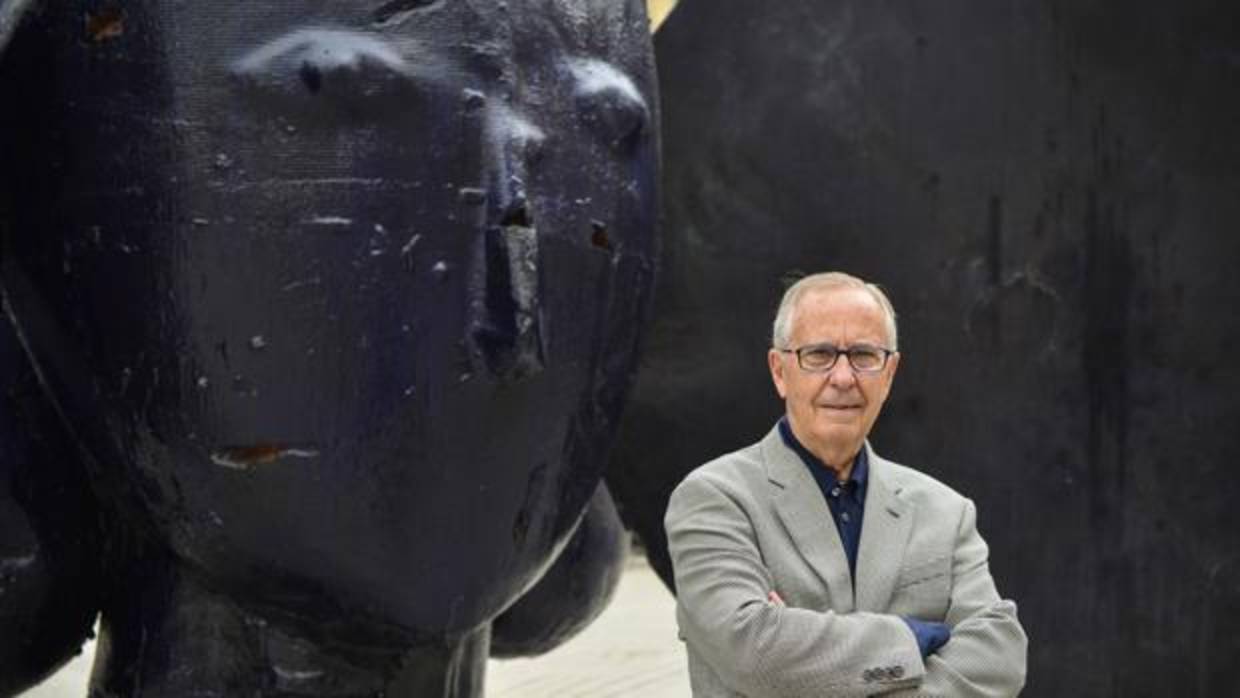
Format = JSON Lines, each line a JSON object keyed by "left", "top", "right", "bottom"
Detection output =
{"left": 776, "top": 416, "right": 869, "bottom": 489}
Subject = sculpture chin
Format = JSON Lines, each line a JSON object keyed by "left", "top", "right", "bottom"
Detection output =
{"left": 50, "top": 358, "right": 615, "bottom": 637}
{"left": 490, "top": 483, "right": 629, "bottom": 657}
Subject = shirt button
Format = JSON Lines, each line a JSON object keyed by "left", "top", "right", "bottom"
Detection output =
{"left": 830, "top": 487, "right": 841, "bottom": 497}
{"left": 841, "top": 512, "right": 851, "bottom": 523}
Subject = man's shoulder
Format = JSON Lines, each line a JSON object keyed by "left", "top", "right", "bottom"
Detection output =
{"left": 872, "top": 451, "right": 971, "bottom": 511}
{"left": 667, "top": 432, "right": 776, "bottom": 506}
{"left": 680, "top": 437, "right": 768, "bottom": 488}
{"left": 663, "top": 433, "right": 780, "bottom": 534}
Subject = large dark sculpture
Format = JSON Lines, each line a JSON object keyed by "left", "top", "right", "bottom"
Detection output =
{"left": 0, "top": 0, "right": 658, "bottom": 695}
{"left": 605, "top": 0, "right": 1240, "bottom": 695}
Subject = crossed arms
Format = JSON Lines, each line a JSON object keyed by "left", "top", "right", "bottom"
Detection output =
{"left": 665, "top": 471, "right": 1027, "bottom": 697}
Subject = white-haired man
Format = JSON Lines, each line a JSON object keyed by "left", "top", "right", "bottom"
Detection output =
{"left": 665, "top": 271, "right": 1027, "bottom": 696}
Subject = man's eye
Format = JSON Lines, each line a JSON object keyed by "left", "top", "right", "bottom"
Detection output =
{"left": 850, "top": 349, "right": 882, "bottom": 368}
{"left": 802, "top": 348, "right": 836, "bottom": 365}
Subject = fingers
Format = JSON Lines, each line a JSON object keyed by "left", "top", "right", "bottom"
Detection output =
{"left": 768, "top": 590, "right": 785, "bottom": 606}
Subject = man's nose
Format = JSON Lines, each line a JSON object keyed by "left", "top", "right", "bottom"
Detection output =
{"left": 825, "top": 356, "right": 858, "bottom": 388}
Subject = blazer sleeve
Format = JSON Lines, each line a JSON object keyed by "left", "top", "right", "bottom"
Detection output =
{"left": 666, "top": 472, "right": 926, "bottom": 698}
{"left": 883, "top": 499, "right": 1028, "bottom": 697}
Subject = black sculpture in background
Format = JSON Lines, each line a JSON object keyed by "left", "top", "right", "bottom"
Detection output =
{"left": 0, "top": 323, "right": 102, "bottom": 695}
{"left": 0, "top": 0, "right": 657, "bottom": 695}
{"left": 605, "top": 0, "right": 1240, "bottom": 695}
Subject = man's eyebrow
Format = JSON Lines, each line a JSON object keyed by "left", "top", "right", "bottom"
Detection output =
{"left": 801, "top": 342, "right": 884, "bottom": 350}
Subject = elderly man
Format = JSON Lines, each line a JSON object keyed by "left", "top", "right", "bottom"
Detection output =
{"left": 665, "top": 272, "right": 1027, "bottom": 697}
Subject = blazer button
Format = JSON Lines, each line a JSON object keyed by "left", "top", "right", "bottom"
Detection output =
{"left": 891, "top": 665, "right": 904, "bottom": 679}
{"left": 862, "top": 669, "right": 875, "bottom": 682}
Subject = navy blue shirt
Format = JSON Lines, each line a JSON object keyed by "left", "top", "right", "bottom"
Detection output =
{"left": 777, "top": 417, "right": 867, "bottom": 579}
{"left": 776, "top": 417, "right": 949, "bottom": 658}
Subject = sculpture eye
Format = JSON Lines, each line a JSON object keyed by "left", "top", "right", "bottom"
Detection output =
{"left": 567, "top": 59, "right": 650, "bottom": 153}
{"left": 231, "top": 29, "right": 426, "bottom": 111}
{"left": 372, "top": 0, "right": 440, "bottom": 26}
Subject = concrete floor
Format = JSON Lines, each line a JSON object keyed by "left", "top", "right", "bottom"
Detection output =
{"left": 20, "top": 555, "right": 689, "bottom": 698}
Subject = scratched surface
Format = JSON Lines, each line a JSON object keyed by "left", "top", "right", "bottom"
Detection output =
{"left": 0, "top": 1, "right": 658, "bottom": 695}
{"left": 605, "top": 1, "right": 1240, "bottom": 694}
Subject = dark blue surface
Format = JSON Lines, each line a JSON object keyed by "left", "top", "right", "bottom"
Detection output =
{"left": 0, "top": 1, "right": 659, "bottom": 695}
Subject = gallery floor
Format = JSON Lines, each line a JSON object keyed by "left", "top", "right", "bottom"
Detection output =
{"left": 20, "top": 554, "right": 690, "bottom": 698}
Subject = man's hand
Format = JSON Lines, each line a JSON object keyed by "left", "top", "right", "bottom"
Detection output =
{"left": 768, "top": 590, "right": 785, "bottom": 606}
{"left": 902, "top": 617, "right": 951, "bottom": 658}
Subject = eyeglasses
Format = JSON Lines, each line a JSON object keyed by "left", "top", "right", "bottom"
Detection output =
{"left": 777, "top": 343, "right": 894, "bottom": 374}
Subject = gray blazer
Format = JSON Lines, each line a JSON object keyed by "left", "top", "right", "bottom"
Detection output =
{"left": 665, "top": 426, "right": 1027, "bottom": 697}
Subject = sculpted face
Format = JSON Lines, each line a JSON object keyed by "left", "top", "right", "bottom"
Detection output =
{"left": 0, "top": 0, "right": 656, "bottom": 635}
{"left": 768, "top": 286, "right": 899, "bottom": 470}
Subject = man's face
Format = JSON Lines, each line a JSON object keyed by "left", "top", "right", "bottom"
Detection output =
{"left": 768, "top": 287, "right": 900, "bottom": 466}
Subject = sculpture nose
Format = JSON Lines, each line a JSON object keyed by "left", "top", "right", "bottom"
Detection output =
{"left": 466, "top": 107, "right": 547, "bottom": 382}
{"left": 489, "top": 108, "right": 547, "bottom": 224}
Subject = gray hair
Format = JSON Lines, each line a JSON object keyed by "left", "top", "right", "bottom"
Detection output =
{"left": 771, "top": 271, "right": 899, "bottom": 350}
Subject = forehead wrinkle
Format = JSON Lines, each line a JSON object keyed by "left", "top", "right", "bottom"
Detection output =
{"left": 790, "top": 289, "right": 891, "bottom": 347}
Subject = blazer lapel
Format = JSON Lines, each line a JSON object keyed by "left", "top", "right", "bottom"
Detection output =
{"left": 762, "top": 429, "right": 855, "bottom": 613}
{"left": 854, "top": 445, "right": 915, "bottom": 612}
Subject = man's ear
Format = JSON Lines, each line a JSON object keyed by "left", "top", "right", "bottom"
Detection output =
{"left": 1, "top": 0, "right": 38, "bottom": 57}
{"left": 886, "top": 351, "right": 901, "bottom": 380}
{"left": 768, "top": 348, "right": 789, "bottom": 399}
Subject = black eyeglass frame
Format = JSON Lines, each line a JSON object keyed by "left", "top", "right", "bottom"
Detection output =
{"left": 775, "top": 342, "right": 896, "bottom": 374}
